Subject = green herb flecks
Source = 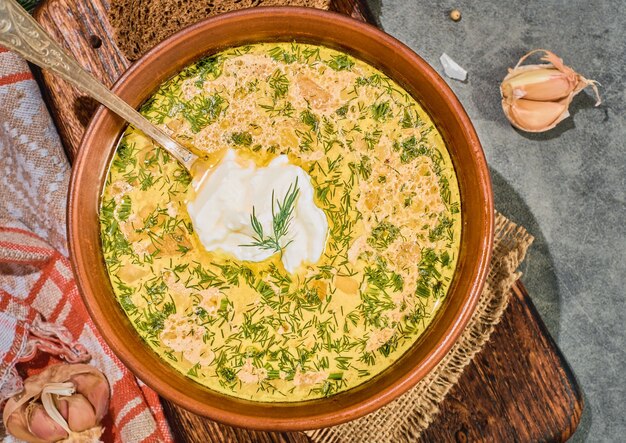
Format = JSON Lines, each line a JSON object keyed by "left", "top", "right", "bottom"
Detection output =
{"left": 112, "top": 140, "right": 137, "bottom": 172}
{"left": 117, "top": 195, "right": 132, "bottom": 221}
{"left": 364, "top": 258, "right": 404, "bottom": 293}
{"left": 268, "top": 69, "right": 290, "bottom": 99}
{"left": 259, "top": 101, "right": 295, "bottom": 118}
{"left": 367, "top": 221, "right": 401, "bottom": 250}
{"left": 181, "top": 93, "right": 227, "bottom": 133}
{"left": 268, "top": 46, "right": 298, "bottom": 64}
{"left": 136, "top": 301, "right": 175, "bottom": 341}
{"left": 371, "top": 101, "right": 391, "bottom": 121}
{"left": 336, "top": 104, "right": 349, "bottom": 116}
{"left": 429, "top": 215, "right": 454, "bottom": 243}
{"left": 349, "top": 155, "right": 372, "bottom": 180}
{"left": 230, "top": 131, "right": 253, "bottom": 147}
{"left": 364, "top": 130, "right": 382, "bottom": 150}
{"left": 301, "top": 110, "right": 320, "bottom": 132}
{"left": 415, "top": 248, "right": 445, "bottom": 299}
{"left": 400, "top": 108, "right": 423, "bottom": 128}
{"left": 394, "top": 135, "right": 419, "bottom": 163}
{"left": 193, "top": 55, "right": 223, "bottom": 87}
{"left": 327, "top": 54, "right": 355, "bottom": 71}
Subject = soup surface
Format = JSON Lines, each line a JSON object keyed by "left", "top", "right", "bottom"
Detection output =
{"left": 100, "top": 43, "right": 461, "bottom": 401}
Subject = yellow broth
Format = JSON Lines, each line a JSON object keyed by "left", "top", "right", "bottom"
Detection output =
{"left": 99, "top": 43, "right": 461, "bottom": 401}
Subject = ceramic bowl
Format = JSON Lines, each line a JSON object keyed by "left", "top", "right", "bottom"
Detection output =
{"left": 68, "top": 7, "right": 493, "bottom": 431}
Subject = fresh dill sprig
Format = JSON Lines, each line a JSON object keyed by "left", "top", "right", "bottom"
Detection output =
{"left": 242, "top": 178, "right": 300, "bottom": 254}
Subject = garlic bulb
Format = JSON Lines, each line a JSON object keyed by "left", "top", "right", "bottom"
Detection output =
{"left": 500, "top": 49, "right": 601, "bottom": 132}
{"left": 2, "top": 364, "right": 110, "bottom": 443}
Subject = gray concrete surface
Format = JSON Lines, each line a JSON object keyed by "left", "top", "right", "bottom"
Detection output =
{"left": 363, "top": 0, "right": 625, "bottom": 440}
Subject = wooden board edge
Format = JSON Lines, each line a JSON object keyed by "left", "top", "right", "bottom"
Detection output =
{"left": 512, "top": 281, "right": 584, "bottom": 440}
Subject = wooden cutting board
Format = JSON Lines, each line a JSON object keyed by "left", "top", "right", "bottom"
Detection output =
{"left": 32, "top": 0, "right": 583, "bottom": 440}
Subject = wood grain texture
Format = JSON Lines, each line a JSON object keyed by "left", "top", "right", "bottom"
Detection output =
{"left": 161, "top": 400, "right": 309, "bottom": 443}
{"left": 34, "top": 0, "right": 130, "bottom": 160}
{"left": 32, "top": 0, "right": 583, "bottom": 441}
{"left": 418, "top": 283, "right": 583, "bottom": 442}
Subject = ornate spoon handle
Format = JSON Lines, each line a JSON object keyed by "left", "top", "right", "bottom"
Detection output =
{"left": 0, "top": 0, "right": 196, "bottom": 170}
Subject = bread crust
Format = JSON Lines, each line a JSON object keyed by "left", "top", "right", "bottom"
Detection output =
{"left": 108, "top": 0, "right": 332, "bottom": 60}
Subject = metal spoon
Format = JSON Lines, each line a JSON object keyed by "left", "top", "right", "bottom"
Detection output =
{"left": 0, "top": 0, "right": 198, "bottom": 171}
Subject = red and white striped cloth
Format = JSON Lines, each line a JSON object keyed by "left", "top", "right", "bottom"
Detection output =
{"left": 0, "top": 47, "right": 172, "bottom": 442}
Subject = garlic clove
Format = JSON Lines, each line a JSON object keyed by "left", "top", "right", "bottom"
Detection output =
{"left": 69, "top": 371, "right": 110, "bottom": 421}
{"left": 502, "top": 67, "right": 577, "bottom": 102}
{"left": 29, "top": 404, "right": 69, "bottom": 442}
{"left": 5, "top": 404, "right": 47, "bottom": 443}
{"left": 55, "top": 393, "right": 97, "bottom": 433}
{"left": 3, "top": 364, "right": 111, "bottom": 443}
{"left": 500, "top": 49, "right": 600, "bottom": 132}
{"left": 505, "top": 97, "right": 570, "bottom": 132}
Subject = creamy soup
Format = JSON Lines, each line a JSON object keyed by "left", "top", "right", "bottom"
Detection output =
{"left": 99, "top": 43, "right": 461, "bottom": 401}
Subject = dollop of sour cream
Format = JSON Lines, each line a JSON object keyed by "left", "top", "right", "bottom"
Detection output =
{"left": 187, "top": 149, "right": 328, "bottom": 273}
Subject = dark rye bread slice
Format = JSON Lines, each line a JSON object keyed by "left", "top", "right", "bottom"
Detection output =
{"left": 109, "top": 0, "right": 332, "bottom": 60}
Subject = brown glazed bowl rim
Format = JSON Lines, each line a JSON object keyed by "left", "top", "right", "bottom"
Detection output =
{"left": 68, "top": 7, "right": 493, "bottom": 431}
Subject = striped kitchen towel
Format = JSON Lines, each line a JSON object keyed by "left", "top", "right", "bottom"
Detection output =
{"left": 0, "top": 47, "right": 172, "bottom": 442}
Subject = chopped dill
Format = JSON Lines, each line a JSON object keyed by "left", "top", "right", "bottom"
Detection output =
{"left": 193, "top": 55, "right": 223, "bottom": 87}
{"left": 117, "top": 195, "right": 132, "bottom": 221}
{"left": 173, "top": 167, "right": 192, "bottom": 186}
{"left": 259, "top": 101, "right": 295, "bottom": 118}
{"left": 371, "top": 101, "right": 391, "bottom": 121}
{"left": 112, "top": 140, "right": 137, "bottom": 172}
{"left": 337, "top": 105, "right": 350, "bottom": 117}
{"left": 394, "top": 135, "right": 419, "bottom": 163}
{"left": 268, "top": 46, "right": 298, "bottom": 64}
{"left": 230, "top": 131, "right": 253, "bottom": 147}
{"left": 368, "top": 221, "right": 401, "bottom": 250}
{"left": 301, "top": 109, "right": 319, "bottom": 132}
{"left": 136, "top": 302, "right": 175, "bottom": 339}
{"left": 327, "top": 54, "right": 355, "bottom": 71}
{"left": 429, "top": 215, "right": 454, "bottom": 242}
{"left": 400, "top": 108, "right": 423, "bottom": 128}
{"left": 364, "top": 258, "right": 404, "bottom": 293}
{"left": 268, "top": 69, "right": 290, "bottom": 98}
{"left": 364, "top": 129, "right": 382, "bottom": 150}
{"left": 350, "top": 155, "right": 372, "bottom": 180}
{"left": 181, "top": 93, "right": 227, "bottom": 133}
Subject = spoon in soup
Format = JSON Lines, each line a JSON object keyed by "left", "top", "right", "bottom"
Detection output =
{"left": 0, "top": 0, "right": 202, "bottom": 176}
